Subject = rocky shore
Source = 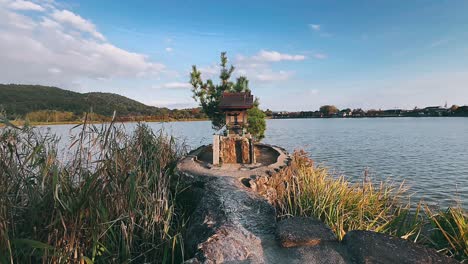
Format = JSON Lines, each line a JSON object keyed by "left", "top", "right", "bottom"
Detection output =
{"left": 177, "top": 145, "right": 458, "bottom": 264}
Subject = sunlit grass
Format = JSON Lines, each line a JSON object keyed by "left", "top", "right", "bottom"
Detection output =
{"left": 426, "top": 206, "right": 468, "bottom": 261}
{"left": 267, "top": 150, "right": 467, "bottom": 262}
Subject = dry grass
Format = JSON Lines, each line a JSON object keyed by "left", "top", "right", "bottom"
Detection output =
{"left": 268, "top": 150, "right": 467, "bottom": 262}
{"left": 0, "top": 118, "right": 187, "bottom": 263}
{"left": 268, "top": 150, "right": 414, "bottom": 240}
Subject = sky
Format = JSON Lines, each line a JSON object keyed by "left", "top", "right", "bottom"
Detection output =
{"left": 1, "top": 0, "right": 468, "bottom": 111}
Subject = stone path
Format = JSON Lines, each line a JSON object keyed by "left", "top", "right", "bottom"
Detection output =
{"left": 178, "top": 145, "right": 350, "bottom": 264}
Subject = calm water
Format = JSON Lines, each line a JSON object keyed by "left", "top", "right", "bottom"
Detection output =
{"left": 39, "top": 118, "right": 468, "bottom": 209}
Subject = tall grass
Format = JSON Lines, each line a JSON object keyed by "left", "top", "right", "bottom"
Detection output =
{"left": 267, "top": 150, "right": 414, "bottom": 240}
{"left": 426, "top": 206, "right": 468, "bottom": 261}
{"left": 0, "top": 119, "right": 186, "bottom": 263}
{"left": 267, "top": 150, "right": 467, "bottom": 262}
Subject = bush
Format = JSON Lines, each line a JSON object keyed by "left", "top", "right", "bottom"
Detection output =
{"left": 247, "top": 105, "right": 266, "bottom": 141}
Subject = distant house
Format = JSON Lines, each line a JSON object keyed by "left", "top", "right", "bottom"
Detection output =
{"left": 352, "top": 108, "right": 366, "bottom": 117}
{"left": 453, "top": 106, "right": 468, "bottom": 116}
{"left": 300, "top": 111, "right": 322, "bottom": 118}
{"left": 339, "top": 109, "right": 352, "bottom": 117}
{"left": 382, "top": 109, "right": 405, "bottom": 117}
{"left": 423, "top": 106, "right": 449, "bottom": 116}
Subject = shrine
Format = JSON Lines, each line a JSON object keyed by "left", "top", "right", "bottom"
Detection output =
{"left": 212, "top": 91, "right": 256, "bottom": 165}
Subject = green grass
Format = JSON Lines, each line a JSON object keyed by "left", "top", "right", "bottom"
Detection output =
{"left": 0, "top": 118, "right": 187, "bottom": 263}
{"left": 267, "top": 150, "right": 467, "bottom": 262}
{"left": 426, "top": 206, "right": 468, "bottom": 261}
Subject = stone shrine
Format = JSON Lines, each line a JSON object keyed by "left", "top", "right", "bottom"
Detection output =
{"left": 213, "top": 91, "right": 256, "bottom": 165}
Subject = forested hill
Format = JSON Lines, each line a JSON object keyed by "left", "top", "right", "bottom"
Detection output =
{"left": 0, "top": 84, "right": 205, "bottom": 120}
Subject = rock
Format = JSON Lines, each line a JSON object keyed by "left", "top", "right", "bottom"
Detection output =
{"left": 197, "top": 224, "right": 264, "bottom": 263}
{"left": 220, "top": 137, "right": 237, "bottom": 163}
{"left": 342, "top": 230, "right": 459, "bottom": 264}
{"left": 276, "top": 217, "right": 337, "bottom": 248}
{"left": 177, "top": 147, "right": 458, "bottom": 264}
{"left": 184, "top": 258, "right": 201, "bottom": 264}
{"left": 291, "top": 243, "right": 350, "bottom": 264}
{"left": 240, "top": 138, "right": 250, "bottom": 163}
{"left": 181, "top": 174, "right": 275, "bottom": 263}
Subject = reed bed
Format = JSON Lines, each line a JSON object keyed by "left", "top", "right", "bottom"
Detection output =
{"left": 0, "top": 119, "right": 186, "bottom": 263}
{"left": 270, "top": 150, "right": 467, "bottom": 262}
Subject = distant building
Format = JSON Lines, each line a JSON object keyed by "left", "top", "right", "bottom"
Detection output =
{"left": 423, "top": 106, "right": 449, "bottom": 116}
{"left": 352, "top": 108, "right": 366, "bottom": 117}
{"left": 382, "top": 109, "right": 405, "bottom": 117}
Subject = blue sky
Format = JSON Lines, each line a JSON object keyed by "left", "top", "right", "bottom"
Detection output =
{"left": 1, "top": 0, "right": 467, "bottom": 110}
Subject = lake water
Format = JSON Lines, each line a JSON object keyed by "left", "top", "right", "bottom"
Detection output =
{"left": 39, "top": 118, "right": 468, "bottom": 209}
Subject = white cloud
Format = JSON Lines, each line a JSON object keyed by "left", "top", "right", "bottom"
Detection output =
{"left": 40, "top": 17, "right": 61, "bottom": 29}
{"left": 165, "top": 47, "right": 173, "bottom": 52}
{"left": 199, "top": 64, "right": 219, "bottom": 79}
{"left": 313, "top": 53, "right": 328, "bottom": 59}
{"left": 232, "top": 50, "right": 305, "bottom": 82}
{"left": 2, "top": 8, "right": 37, "bottom": 29}
{"left": 309, "top": 24, "right": 321, "bottom": 31}
{"left": 8, "top": 0, "right": 44, "bottom": 11}
{"left": 309, "top": 24, "right": 333, "bottom": 37}
{"left": 256, "top": 70, "right": 294, "bottom": 81}
{"left": 159, "top": 82, "right": 191, "bottom": 89}
{"left": 0, "top": 5, "right": 166, "bottom": 89}
{"left": 51, "top": 9, "right": 105, "bottom": 41}
{"left": 247, "top": 50, "right": 306, "bottom": 62}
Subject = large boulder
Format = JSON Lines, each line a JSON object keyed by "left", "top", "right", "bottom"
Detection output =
{"left": 342, "top": 230, "right": 459, "bottom": 264}
{"left": 276, "top": 217, "right": 337, "bottom": 248}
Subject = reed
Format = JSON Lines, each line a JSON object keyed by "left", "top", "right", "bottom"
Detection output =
{"left": 270, "top": 150, "right": 467, "bottom": 262}
{"left": 0, "top": 119, "right": 186, "bottom": 263}
{"left": 425, "top": 206, "right": 468, "bottom": 261}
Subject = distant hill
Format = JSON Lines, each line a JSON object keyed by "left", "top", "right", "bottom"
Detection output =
{"left": 0, "top": 84, "right": 175, "bottom": 118}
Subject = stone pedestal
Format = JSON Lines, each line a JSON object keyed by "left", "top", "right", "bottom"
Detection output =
{"left": 213, "top": 135, "right": 220, "bottom": 165}
{"left": 213, "top": 134, "right": 255, "bottom": 164}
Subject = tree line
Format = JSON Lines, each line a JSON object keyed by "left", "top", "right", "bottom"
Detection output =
{"left": 269, "top": 104, "right": 468, "bottom": 118}
{"left": 0, "top": 84, "right": 207, "bottom": 122}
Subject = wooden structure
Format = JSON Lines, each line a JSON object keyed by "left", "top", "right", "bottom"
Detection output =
{"left": 219, "top": 91, "right": 254, "bottom": 135}
{"left": 213, "top": 91, "right": 256, "bottom": 165}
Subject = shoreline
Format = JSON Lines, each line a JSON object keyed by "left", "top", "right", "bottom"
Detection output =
{"left": 0, "top": 118, "right": 210, "bottom": 127}
{"left": 2, "top": 116, "right": 467, "bottom": 128}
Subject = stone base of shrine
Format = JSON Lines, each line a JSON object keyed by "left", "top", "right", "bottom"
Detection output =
{"left": 212, "top": 134, "right": 255, "bottom": 165}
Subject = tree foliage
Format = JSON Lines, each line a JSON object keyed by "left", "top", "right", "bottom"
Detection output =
{"left": 319, "top": 105, "right": 340, "bottom": 116}
{"left": 190, "top": 52, "right": 253, "bottom": 130}
{"left": 0, "top": 84, "right": 206, "bottom": 121}
{"left": 247, "top": 99, "right": 266, "bottom": 141}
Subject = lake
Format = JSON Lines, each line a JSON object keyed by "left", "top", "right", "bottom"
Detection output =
{"left": 39, "top": 118, "right": 468, "bottom": 209}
